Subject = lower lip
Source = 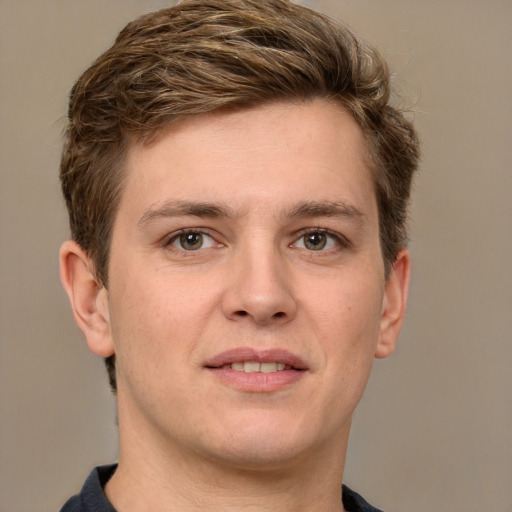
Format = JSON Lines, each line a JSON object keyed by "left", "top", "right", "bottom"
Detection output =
{"left": 206, "top": 368, "right": 306, "bottom": 392}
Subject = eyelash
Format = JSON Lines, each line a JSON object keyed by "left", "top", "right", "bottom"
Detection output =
{"left": 162, "top": 228, "right": 220, "bottom": 253}
{"left": 162, "top": 227, "right": 350, "bottom": 254}
{"left": 292, "top": 228, "right": 351, "bottom": 252}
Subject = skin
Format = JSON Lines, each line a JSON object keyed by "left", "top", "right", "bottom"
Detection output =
{"left": 60, "top": 99, "right": 410, "bottom": 512}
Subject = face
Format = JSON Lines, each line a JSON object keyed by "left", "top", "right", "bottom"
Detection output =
{"left": 82, "top": 100, "right": 408, "bottom": 469}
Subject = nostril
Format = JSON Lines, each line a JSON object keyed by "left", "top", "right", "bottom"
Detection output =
{"left": 274, "top": 312, "right": 285, "bottom": 318}
{"left": 235, "top": 310, "right": 249, "bottom": 317}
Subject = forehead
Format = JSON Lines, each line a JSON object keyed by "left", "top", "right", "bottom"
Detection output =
{"left": 119, "top": 100, "right": 376, "bottom": 223}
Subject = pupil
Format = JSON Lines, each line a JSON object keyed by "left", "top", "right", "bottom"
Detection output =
{"left": 181, "top": 233, "right": 203, "bottom": 250}
{"left": 305, "top": 233, "right": 326, "bottom": 250}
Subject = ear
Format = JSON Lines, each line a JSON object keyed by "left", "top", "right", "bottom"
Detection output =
{"left": 375, "top": 249, "right": 411, "bottom": 359}
{"left": 59, "top": 240, "right": 115, "bottom": 357}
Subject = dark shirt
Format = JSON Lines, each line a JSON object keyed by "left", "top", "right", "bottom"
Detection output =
{"left": 60, "top": 464, "right": 384, "bottom": 512}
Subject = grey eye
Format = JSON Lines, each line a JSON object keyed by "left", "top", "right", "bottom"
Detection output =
{"left": 303, "top": 232, "right": 327, "bottom": 250}
{"left": 292, "top": 230, "right": 342, "bottom": 251}
{"left": 179, "top": 232, "right": 204, "bottom": 250}
{"left": 170, "top": 232, "right": 216, "bottom": 251}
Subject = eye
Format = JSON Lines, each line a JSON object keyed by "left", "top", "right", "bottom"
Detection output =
{"left": 293, "top": 230, "right": 343, "bottom": 251}
{"left": 168, "top": 231, "right": 217, "bottom": 251}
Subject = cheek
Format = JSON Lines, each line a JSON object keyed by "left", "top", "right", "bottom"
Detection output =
{"left": 107, "top": 265, "right": 219, "bottom": 381}
{"left": 311, "top": 270, "right": 384, "bottom": 339}
{"left": 108, "top": 271, "right": 175, "bottom": 375}
{"left": 297, "top": 276, "right": 384, "bottom": 438}
{"left": 311, "top": 274, "right": 385, "bottom": 378}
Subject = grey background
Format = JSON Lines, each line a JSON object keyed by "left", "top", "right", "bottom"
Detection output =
{"left": 1, "top": 1, "right": 511, "bottom": 511}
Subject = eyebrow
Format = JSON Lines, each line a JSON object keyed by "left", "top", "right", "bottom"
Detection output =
{"left": 138, "top": 200, "right": 236, "bottom": 228}
{"left": 138, "top": 199, "right": 366, "bottom": 228}
{"left": 287, "top": 200, "right": 365, "bottom": 221}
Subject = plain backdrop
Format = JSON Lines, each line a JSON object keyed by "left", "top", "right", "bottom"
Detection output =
{"left": 1, "top": 1, "right": 511, "bottom": 511}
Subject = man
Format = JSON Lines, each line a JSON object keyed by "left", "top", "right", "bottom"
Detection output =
{"left": 58, "top": 1, "right": 419, "bottom": 511}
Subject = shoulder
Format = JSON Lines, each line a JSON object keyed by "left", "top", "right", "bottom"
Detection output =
{"left": 342, "top": 485, "right": 385, "bottom": 512}
{"left": 59, "top": 465, "right": 117, "bottom": 512}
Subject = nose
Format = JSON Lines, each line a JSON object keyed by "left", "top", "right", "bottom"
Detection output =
{"left": 221, "top": 244, "right": 297, "bottom": 326}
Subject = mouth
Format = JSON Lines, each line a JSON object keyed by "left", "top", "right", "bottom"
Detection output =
{"left": 218, "top": 361, "right": 292, "bottom": 373}
{"left": 204, "top": 348, "right": 308, "bottom": 372}
{"left": 203, "top": 348, "right": 308, "bottom": 392}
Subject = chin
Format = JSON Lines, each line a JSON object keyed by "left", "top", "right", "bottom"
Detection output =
{"left": 195, "top": 416, "right": 325, "bottom": 471}
{"left": 205, "top": 440, "right": 307, "bottom": 472}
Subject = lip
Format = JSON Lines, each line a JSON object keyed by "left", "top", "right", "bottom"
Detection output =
{"left": 204, "top": 348, "right": 308, "bottom": 370}
{"left": 204, "top": 348, "right": 308, "bottom": 393}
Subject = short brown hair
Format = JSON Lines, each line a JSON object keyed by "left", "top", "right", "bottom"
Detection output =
{"left": 60, "top": 0, "right": 419, "bottom": 391}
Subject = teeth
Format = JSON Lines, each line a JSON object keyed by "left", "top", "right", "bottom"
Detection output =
{"left": 228, "top": 362, "right": 288, "bottom": 373}
{"left": 260, "top": 362, "right": 277, "bottom": 373}
{"left": 244, "top": 362, "right": 261, "bottom": 373}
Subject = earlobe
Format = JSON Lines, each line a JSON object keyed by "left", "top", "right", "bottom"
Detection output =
{"left": 59, "top": 240, "right": 115, "bottom": 357}
{"left": 375, "top": 249, "right": 411, "bottom": 359}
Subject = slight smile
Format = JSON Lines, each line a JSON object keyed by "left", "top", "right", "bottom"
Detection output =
{"left": 222, "top": 362, "right": 289, "bottom": 372}
{"left": 204, "top": 348, "right": 308, "bottom": 392}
